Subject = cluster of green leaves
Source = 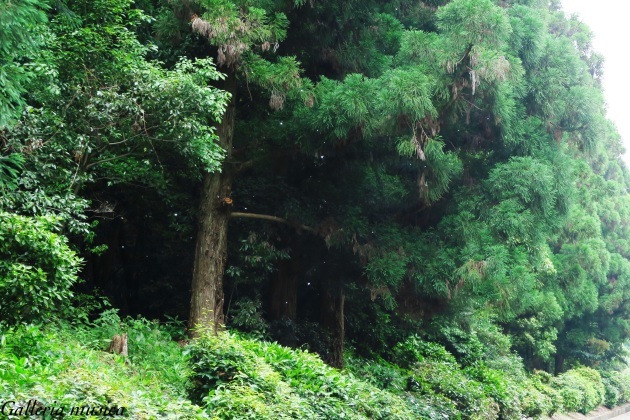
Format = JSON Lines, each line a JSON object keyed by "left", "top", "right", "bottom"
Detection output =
{"left": 0, "top": 212, "right": 81, "bottom": 325}
{"left": 601, "top": 369, "right": 630, "bottom": 408}
{"left": 387, "top": 323, "right": 532, "bottom": 418}
{"left": 225, "top": 232, "right": 291, "bottom": 337}
{"left": 165, "top": 0, "right": 312, "bottom": 108}
{"left": 0, "top": 0, "right": 48, "bottom": 128}
{"left": 0, "top": 153, "right": 24, "bottom": 191}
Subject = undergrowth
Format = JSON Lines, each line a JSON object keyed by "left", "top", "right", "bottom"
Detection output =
{"left": 1, "top": 312, "right": 629, "bottom": 419}
{"left": 0, "top": 311, "right": 205, "bottom": 419}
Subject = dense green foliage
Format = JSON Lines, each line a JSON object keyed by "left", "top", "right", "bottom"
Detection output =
{"left": 0, "top": 0, "right": 48, "bottom": 128}
{"left": 2, "top": 315, "right": 628, "bottom": 419}
{"left": 0, "top": 314, "right": 206, "bottom": 418}
{"left": 0, "top": 212, "right": 81, "bottom": 324}
{"left": 188, "top": 328, "right": 416, "bottom": 418}
{"left": 1, "top": 0, "right": 630, "bottom": 417}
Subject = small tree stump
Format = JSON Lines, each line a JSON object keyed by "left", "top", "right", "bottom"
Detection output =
{"left": 106, "top": 333, "right": 128, "bottom": 357}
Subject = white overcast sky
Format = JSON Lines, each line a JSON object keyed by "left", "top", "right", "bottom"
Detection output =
{"left": 560, "top": 0, "right": 630, "bottom": 165}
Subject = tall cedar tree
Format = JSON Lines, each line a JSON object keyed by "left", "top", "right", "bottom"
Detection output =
{"left": 159, "top": 0, "right": 310, "bottom": 334}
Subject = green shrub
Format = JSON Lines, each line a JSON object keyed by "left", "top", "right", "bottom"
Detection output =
{"left": 516, "top": 371, "right": 562, "bottom": 418}
{"left": 405, "top": 393, "right": 460, "bottom": 420}
{"left": 393, "top": 334, "right": 456, "bottom": 368}
{"left": 0, "top": 213, "right": 82, "bottom": 325}
{"left": 407, "top": 359, "right": 499, "bottom": 419}
{"left": 601, "top": 370, "right": 630, "bottom": 408}
{"left": 517, "top": 383, "right": 552, "bottom": 418}
{"left": 187, "top": 328, "right": 417, "bottom": 419}
{"left": 430, "top": 322, "right": 487, "bottom": 367}
{"left": 552, "top": 367, "right": 605, "bottom": 414}
{"left": 345, "top": 351, "right": 408, "bottom": 392}
{"left": 464, "top": 363, "right": 522, "bottom": 419}
{"left": 603, "top": 377, "right": 621, "bottom": 408}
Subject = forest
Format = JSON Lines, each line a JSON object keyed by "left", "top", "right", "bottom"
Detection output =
{"left": 1, "top": 0, "right": 630, "bottom": 418}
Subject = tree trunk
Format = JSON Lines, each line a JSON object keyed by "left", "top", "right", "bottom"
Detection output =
{"left": 189, "top": 72, "right": 237, "bottom": 336}
{"left": 271, "top": 259, "right": 298, "bottom": 321}
{"left": 107, "top": 334, "right": 128, "bottom": 357}
{"left": 271, "top": 240, "right": 301, "bottom": 321}
{"left": 321, "top": 285, "right": 345, "bottom": 369}
{"left": 554, "top": 352, "right": 564, "bottom": 375}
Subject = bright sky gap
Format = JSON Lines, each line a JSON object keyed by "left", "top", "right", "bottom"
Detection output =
{"left": 561, "top": 0, "right": 630, "bottom": 165}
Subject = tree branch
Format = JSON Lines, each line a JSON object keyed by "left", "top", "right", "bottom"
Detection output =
{"left": 231, "top": 158, "right": 258, "bottom": 174}
{"left": 84, "top": 152, "right": 134, "bottom": 170}
{"left": 230, "top": 211, "right": 314, "bottom": 233}
{"left": 229, "top": 148, "right": 299, "bottom": 174}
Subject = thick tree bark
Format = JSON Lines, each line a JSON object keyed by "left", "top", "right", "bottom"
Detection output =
{"left": 189, "top": 73, "right": 237, "bottom": 336}
{"left": 554, "top": 352, "right": 565, "bottom": 375}
{"left": 270, "top": 251, "right": 300, "bottom": 321}
{"left": 107, "top": 334, "right": 128, "bottom": 357}
{"left": 321, "top": 284, "right": 345, "bottom": 369}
